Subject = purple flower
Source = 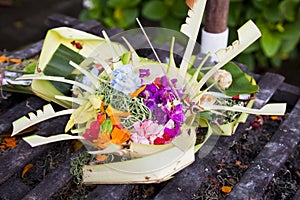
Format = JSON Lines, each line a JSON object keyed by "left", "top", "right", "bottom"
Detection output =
{"left": 169, "top": 104, "right": 185, "bottom": 124}
{"left": 139, "top": 69, "right": 150, "bottom": 78}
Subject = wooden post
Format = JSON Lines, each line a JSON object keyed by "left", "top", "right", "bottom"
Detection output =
{"left": 204, "top": 0, "right": 230, "bottom": 33}
{"left": 201, "top": 0, "right": 230, "bottom": 61}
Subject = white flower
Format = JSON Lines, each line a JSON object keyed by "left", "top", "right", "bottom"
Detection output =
{"left": 210, "top": 69, "right": 232, "bottom": 90}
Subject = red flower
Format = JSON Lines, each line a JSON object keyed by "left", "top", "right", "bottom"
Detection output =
{"left": 163, "top": 132, "right": 172, "bottom": 141}
{"left": 154, "top": 137, "right": 165, "bottom": 145}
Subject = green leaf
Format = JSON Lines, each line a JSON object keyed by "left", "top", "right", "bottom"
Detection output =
{"left": 281, "top": 20, "right": 300, "bottom": 39}
{"left": 124, "top": 7, "right": 139, "bottom": 25}
{"left": 242, "top": 41, "right": 260, "bottom": 54}
{"left": 44, "top": 44, "right": 85, "bottom": 95}
{"left": 23, "top": 61, "right": 38, "bottom": 73}
{"left": 270, "top": 56, "right": 282, "bottom": 68}
{"left": 279, "top": 0, "right": 298, "bottom": 22}
{"left": 161, "top": 17, "right": 182, "bottom": 30}
{"left": 228, "top": 3, "right": 242, "bottom": 27}
{"left": 170, "top": 0, "right": 188, "bottom": 18}
{"left": 252, "top": 0, "right": 273, "bottom": 10}
{"left": 223, "top": 62, "right": 259, "bottom": 96}
{"left": 107, "top": 0, "right": 140, "bottom": 8}
{"left": 263, "top": 6, "right": 281, "bottom": 22}
{"left": 142, "top": 0, "right": 168, "bottom": 20}
{"left": 236, "top": 53, "right": 255, "bottom": 71}
{"left": 280, "top": 38, "right": 299, "bottom": 54}
{"left": 259, "top": 25, "right": 282, "bottom": 57}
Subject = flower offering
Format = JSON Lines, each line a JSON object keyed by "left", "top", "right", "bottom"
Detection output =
{"left": 10, "top": 0, "right": 286, "bottom": 184}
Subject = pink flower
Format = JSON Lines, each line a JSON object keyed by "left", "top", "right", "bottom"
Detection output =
{"left": 130, "top": 120, "right": 164, "bottom": 144}
{"left": 83, "top": 121, "right": 100, "bottom": 141}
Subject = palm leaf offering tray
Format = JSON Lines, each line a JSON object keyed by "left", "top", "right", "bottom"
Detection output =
{"left": 10, "top": 0, "right": 286, "bottom": 184}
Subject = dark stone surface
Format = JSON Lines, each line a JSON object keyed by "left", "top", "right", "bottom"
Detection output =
{"left": 226, "top": 99, "right": 300, "bottom": 200}
{"left": 0, "top": 0, "right": 82, "bottom": 51}
{"left": 22, "top": 148, "right": 83, "bottom": 200}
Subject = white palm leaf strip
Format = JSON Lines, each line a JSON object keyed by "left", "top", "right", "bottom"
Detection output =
{"left": 12, "top": 104, "right": 75, "bottom": 136}
{"left": 54, "top": 95, "right": 88, "bottom": 105}
{"left": 23, "top": 134, "right": 84, "bottom": 147}
{"left": 69, "top": 61, "right": 99, "bottom": 88}
{"left": 136, "top": 18, "right": 180, "bottom": 99}
{"left": 122, "top": 36, "right": 141, "bottom": 66}
{"left": 17, "top": 74, "right": 95, "bottom": 94}
{"left": 194, "top": 20, "right": 262, "bottom": 102}
{"left": 202, "top": 103, "right": 286, "bottom": 116}
{"left": 179, "top": 0, "right": 207, "bottom": 75}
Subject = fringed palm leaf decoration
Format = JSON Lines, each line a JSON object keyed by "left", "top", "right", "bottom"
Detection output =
{"left": 180, "top": 0, "right": 206, "bottom": 75}
{"left": 11, "top": 104, "right": 74, "bottom": 136}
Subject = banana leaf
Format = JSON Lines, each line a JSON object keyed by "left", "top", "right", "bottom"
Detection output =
{"left": 31, "top": 27, "right": 125, "bottom": 108}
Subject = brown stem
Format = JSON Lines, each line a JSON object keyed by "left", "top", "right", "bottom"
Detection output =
{"left": 204, "top": 0, "right": 230, "bottom": 33}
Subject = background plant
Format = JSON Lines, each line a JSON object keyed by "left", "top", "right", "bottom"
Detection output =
{"left": 229, "top": 0, "right": 300, "bottom": 70}
{"left": 80, "top": 0, "right": 300, "bottom": 71}
{"left": 80, "top": 0, "right": 188, "bottom": 30}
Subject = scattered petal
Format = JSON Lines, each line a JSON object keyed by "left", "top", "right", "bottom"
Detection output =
{"left": 22, "top": 163, "right": 34, "bottom": 178}
{"left": 221, "top": 185, "right": 232, "bottom": 194}
{"left": 96, "top": 154, "right": 107, "bottom": 162}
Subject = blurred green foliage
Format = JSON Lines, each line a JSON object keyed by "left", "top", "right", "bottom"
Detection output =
{"left": 79, "top": 0, "right": 188, "bottom": 30}
{"left": 229, "top": 0, "right": 300, "bottom": 70}
{"left": 80, "top": 0, "right": 300, "bottom": 70}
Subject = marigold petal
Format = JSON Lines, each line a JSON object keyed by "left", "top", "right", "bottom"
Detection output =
{"left": 221, "top": 186, "right": 232, "bottom": 194}
{"left": 22, "top": 163, "right": 34, "bottom": 178}
{"left": 93, "top": 134, "right": 110, "bottom": 149}
{"left": 9, "top": 58, "right": 22, "bottom": 63}
{"left": 106, "top": 104, "right": 130, "bottom": 117}
{"left": 96, "top": 154, "right": 107, "bottom": 162}
{"left": 130, "top": 85, "right": 146, "bottom": 98}
{"left": 3, "top": 137, "right": 17, "bottom": 148}
{"left": 0, "top": 55, "right": 7, "bottom": 62}
{"left": 110, "top": 127, "right": 130, "bottom": 144}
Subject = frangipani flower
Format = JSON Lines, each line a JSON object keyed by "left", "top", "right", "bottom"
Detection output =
{"left": 130, "top": 120, "right": 164, "bottom": 144}
{"left": 130, "top": 119, "right": 178, "bottom": 145}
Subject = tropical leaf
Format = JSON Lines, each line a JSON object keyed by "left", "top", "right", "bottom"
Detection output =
{"left": 43, "top": 44, "right": 85, "bottom": 95}
{"left": 223, "top": 62, "right": 259, "bottom": 96}
{"left": 31, "top": 27, "right": 126, "bottom": 108}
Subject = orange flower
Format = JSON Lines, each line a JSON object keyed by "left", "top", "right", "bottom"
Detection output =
{"left": 92, "top": 127, "right": 130, "bottom": 149}
{"left": 99, "top": 102, "right": 105, "bottom": 113}
{"left": 93, "top": 133, "right": 110, "bottom": 149}
{"left": 110, "top": 127, "right": 130, "bottom": 144}
{"left": 106, "top": 104, "right": 130, "bottom": 125}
